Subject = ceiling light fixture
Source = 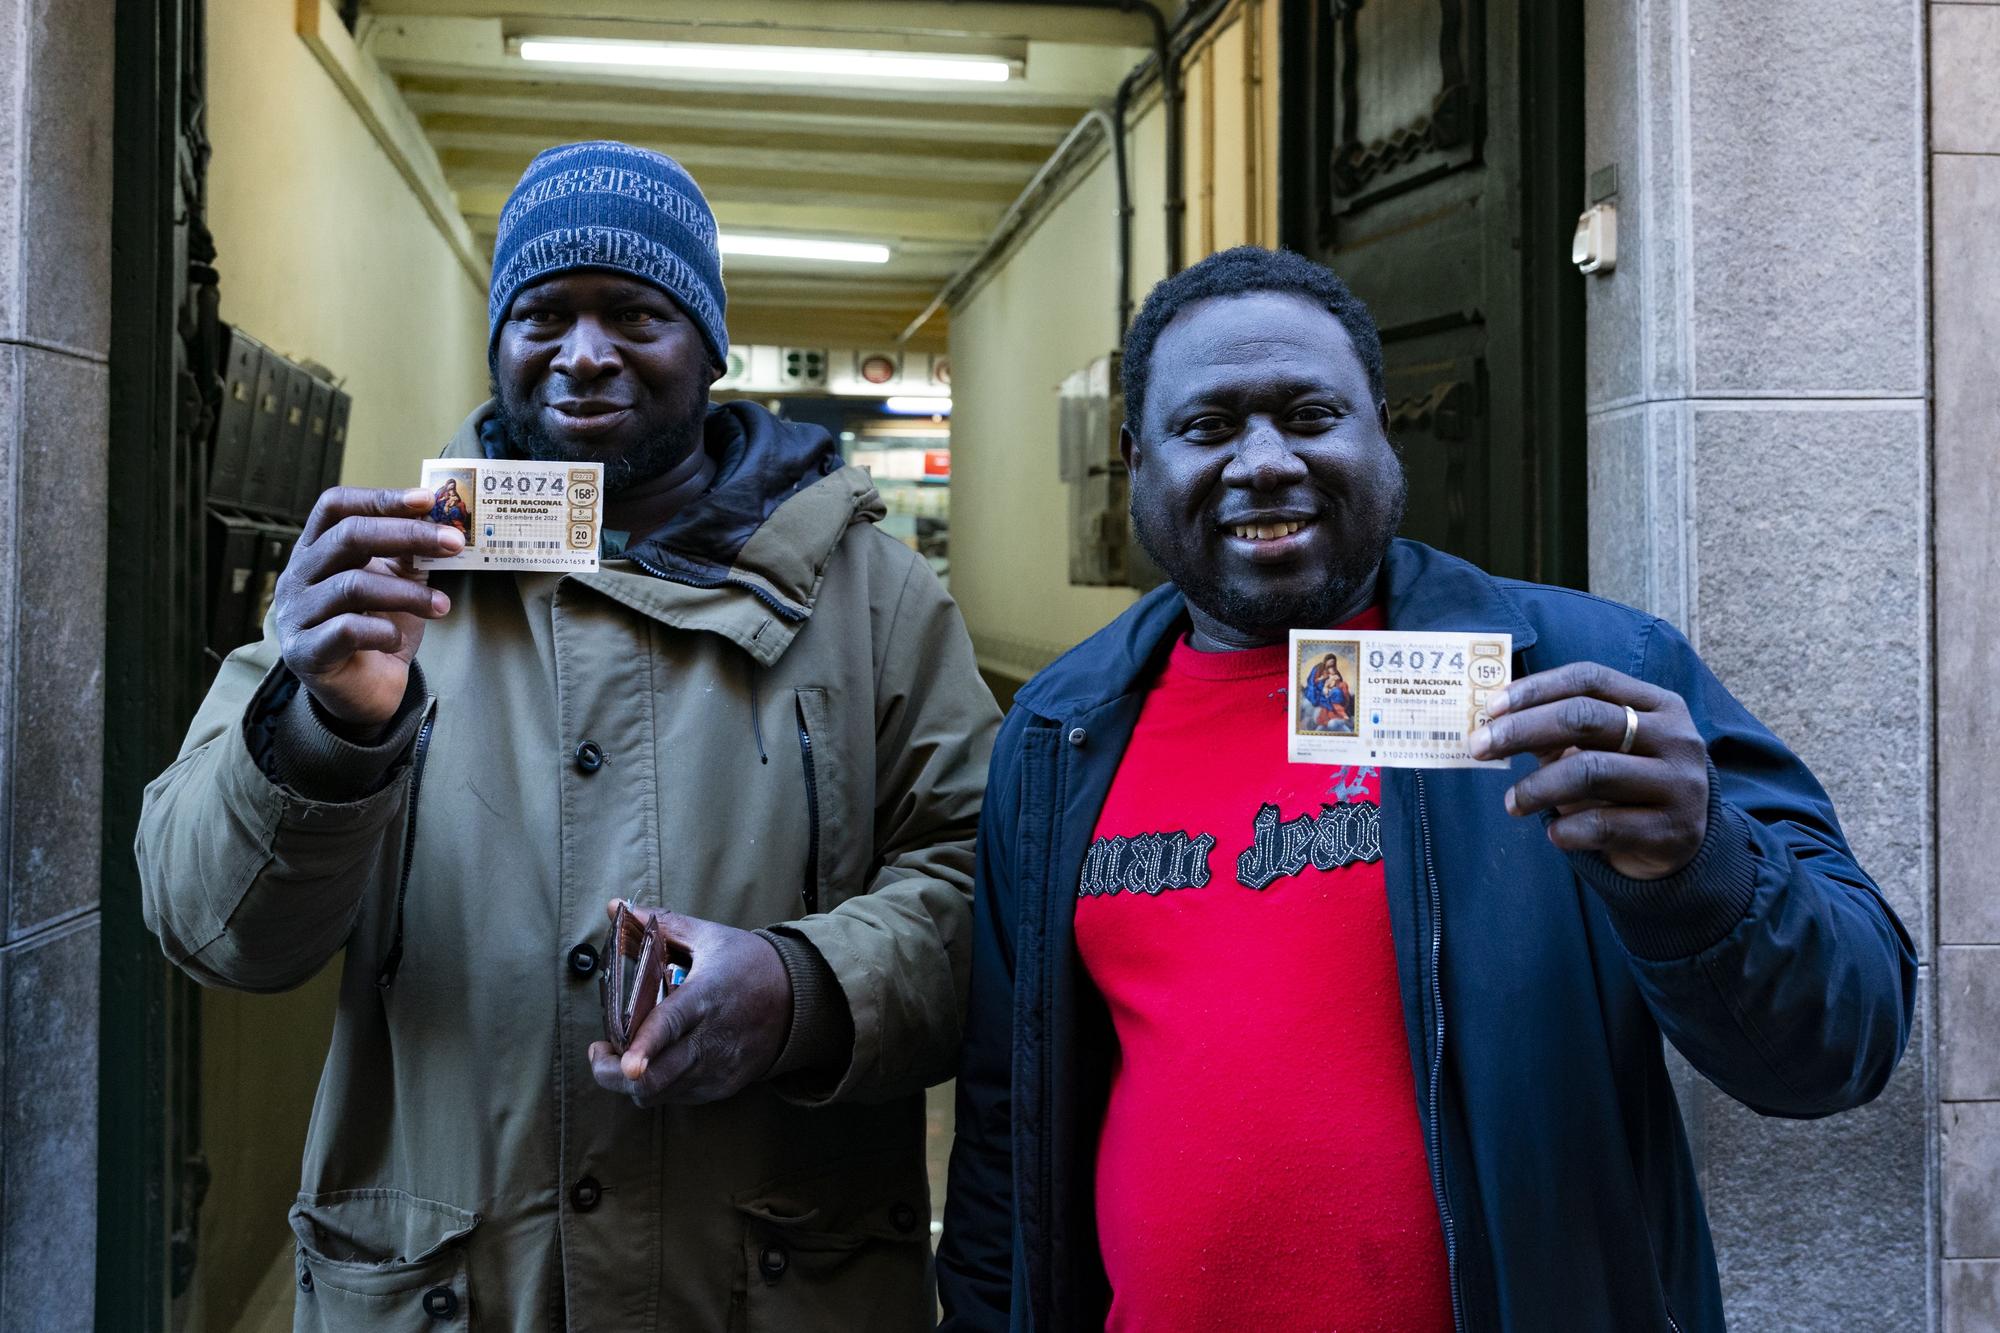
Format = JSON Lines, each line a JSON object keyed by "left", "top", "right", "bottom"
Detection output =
{"left": 517, "top": 39, "right": 1013, "bottom": 85}
{"left": 719, "top": 233, "right": 891, "bottom": 264}
{"left": 885, "top": 396, "right": 952, "bottom": 416}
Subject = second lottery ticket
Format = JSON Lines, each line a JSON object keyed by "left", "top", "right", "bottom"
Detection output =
{"left": 1287, "top": 629, "right": 1513, "bottom": 768}
{"left": 414, "top": 459, "right": 603, "bottom": 573}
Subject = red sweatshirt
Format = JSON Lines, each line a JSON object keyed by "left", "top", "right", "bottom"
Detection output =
{"left": 1075, "top": 609, "right": 1454, "bottom": 1331}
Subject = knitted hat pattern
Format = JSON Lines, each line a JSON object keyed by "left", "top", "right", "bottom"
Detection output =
{"left": 488, "top": 141, "right": 729, "bottom": 368}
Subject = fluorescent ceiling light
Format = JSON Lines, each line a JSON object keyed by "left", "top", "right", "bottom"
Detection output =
{"left": 885, "top": 396, "right": 952, "bottom": 416}
{"left": 720, "top": 233, "right": 890, "bottom": 264}
{"left": 517, "top": 39, "right": 1012, "bottom": 84}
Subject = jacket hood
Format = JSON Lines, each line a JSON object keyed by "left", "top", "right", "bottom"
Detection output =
{"left": 443, "top": 399, "right": 884, "bottom": 621}
{"left": 1013, "top": 539, "right": 1541, "bottom": 717}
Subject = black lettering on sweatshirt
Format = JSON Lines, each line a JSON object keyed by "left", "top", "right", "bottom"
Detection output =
{"left": 1235, "top": 802, "right": 1382, "bottom": 890}
{"left": 1077, "top": 831, "right": 1217, "bottom": 897}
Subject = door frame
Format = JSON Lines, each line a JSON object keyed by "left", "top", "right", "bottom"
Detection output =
{"left": 100, "top": 0, "right": 212, "bottom": 1325}
{"left": 1276, "top": 0, "right": 1587, "bottom": 590}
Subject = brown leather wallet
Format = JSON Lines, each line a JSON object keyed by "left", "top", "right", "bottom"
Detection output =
{"left": 599, "top": 901, "right": 692, "bottom": 1054}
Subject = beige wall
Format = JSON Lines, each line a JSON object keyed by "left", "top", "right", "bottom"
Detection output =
{"left": 206, "top": 0, "right": 489, "bottom": 491}
{"left": 195, "top": 968, "right": 341, "bottom": 1333}
{"left": 948, "top": 0, "right": 1279, "bottom": 680}
{"left": 949, "top": 140, "right": 1145, "bottom": 678}
{"left": 194, "top": 3, "right": 490, "bottom": 1328}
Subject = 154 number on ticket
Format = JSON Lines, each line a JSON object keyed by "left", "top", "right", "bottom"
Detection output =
{"left": 1288, "top": 629, "right": 1513, "bottom": 768}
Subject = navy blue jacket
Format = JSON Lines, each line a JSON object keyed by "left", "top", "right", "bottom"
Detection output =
{"left": 937, "top": 541, "right": 1915, "bottom": 1332}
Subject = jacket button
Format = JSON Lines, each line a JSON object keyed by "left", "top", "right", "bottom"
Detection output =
{"left": 571, "top": 1175, "right": 602, "bottom": 1211}
{"left": 573, "top": 740, "right": 604, "bottom": 773}
{"left": 757, "top": 1243, "right": 789, "bottom": 1279}
{"left": 1067, "top": 727, "right": 1086, "bottom": 747}
{"left": 422, "top": 1286, "right": 457, "bottom": 1318}
{"left": 567, "top": 943, "right": 598, "bottom": 977}
{"left": 298, "top": 1268, "right": 313, "bottom": 1292}
{"left": 890, "top": 1201, "right": 919, "bottom": 1233}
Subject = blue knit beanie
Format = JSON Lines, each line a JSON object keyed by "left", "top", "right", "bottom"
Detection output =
{"left": 488, "top": 141, "right": 728, "bottom": 368}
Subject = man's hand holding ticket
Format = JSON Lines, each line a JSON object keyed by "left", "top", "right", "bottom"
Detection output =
{"left": 267, "top": 459, "right": 606, "bottom": 741}
{"left": 1284, "top": 626, "right": 1711, "bottom": 878}
{"left": 269, "top": 486, "right": 462, "bottom": 735}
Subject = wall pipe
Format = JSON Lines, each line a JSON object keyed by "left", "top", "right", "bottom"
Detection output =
{"left": 1119, "top": 1, "right": 1179, "bottom": 321}
{"left": 895, "top": 107, "right": 1119, "bottom": 346}
{"left": 900, "top": 0, "right": 1233, "bottom": 348}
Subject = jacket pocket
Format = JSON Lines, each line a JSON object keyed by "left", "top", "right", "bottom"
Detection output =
{"left": 794, "top": 687, "right": 841, "bottom": 914}
{"left": 289, "top": 1189, "right": 479, "bottom": 1332}
{"left": 732, "top": 1148, "right": 933, "bottom": 1333}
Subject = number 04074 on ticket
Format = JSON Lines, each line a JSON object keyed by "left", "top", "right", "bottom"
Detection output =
{"left": 1287, "top": 629, "right": 1513, "bottom": 768}
{"left": 414, "top": 459, "right": 604, "bottom": 573}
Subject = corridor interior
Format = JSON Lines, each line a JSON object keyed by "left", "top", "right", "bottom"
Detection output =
{"left": 191, "top": 0, "right": 1280, "bottom": 1324}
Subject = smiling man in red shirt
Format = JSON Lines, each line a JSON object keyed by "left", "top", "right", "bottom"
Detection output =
{"left": 939, "top": 247, "right": 1914, "bottom": 1332}
{"left": 1078, "top": 608, "right": 1453, "bottom": 1331}
{"left": 1067, "top": 281, "right": 1448, "bottom": 1326}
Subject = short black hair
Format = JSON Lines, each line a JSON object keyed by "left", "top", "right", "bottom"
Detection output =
{"left": 1120, "top": 245, "right": 1385, "bottom": 435}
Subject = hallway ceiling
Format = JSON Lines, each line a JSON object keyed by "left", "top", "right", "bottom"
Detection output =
{"left": 357, "top": 1, "right": 1155, "bottom": 351}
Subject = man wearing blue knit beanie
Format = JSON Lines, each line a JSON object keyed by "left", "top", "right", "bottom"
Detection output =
{"left": 138, "top": 140, "right": 998, "bottom": 1329}
{"left": 483, "top": 140, "right": 734, "bottom": 492}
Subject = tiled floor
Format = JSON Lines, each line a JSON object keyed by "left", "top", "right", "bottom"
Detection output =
{"left": 926, "top": 1079, "right": 956, "bottom": 1236}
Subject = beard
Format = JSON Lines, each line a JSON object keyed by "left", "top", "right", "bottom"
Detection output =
{"left": 1130, "top": 458, "right": 1408, "bottom": 638}
{"left": 491, "top": 376, "right": 709, "bottom": 496}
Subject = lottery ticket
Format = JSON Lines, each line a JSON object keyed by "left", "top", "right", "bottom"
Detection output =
{"left": 413, "top": 459, "right": 603, "bottom": 573}
{"left": 1287, "top": 629, "right": 1513, "bottom": 768}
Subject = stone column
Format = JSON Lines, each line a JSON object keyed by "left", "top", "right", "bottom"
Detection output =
{"left": 1582, "top": 0, "right": 1933, "bottom": 1326}
{"left": 1932, "top": 4, "right": 2000, "bottom": 1328}
{"left": 0, "top": 0, "right": 114, "bottom": 1327}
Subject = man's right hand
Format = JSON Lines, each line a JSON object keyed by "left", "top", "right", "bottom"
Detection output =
{"left": 273, "top": 487, "right": 464, "bottom": 736}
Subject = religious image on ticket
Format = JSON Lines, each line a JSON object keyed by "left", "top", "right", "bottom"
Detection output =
{"left": 415, "top": 458, "right": 603, "bottom": 573}
{"left": 1295, "top": 639, "right": 1361, "bottom": 737}
{"left": 427, "top": 469, "right": 475, "bottom": 541}
{"left": 1287, "top": 629, "right": 1513, "bottom": 769}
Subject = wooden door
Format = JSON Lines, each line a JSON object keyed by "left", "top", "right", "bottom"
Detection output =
{"left": 1280, "top": 0, "right": 1585, "bottom": 587}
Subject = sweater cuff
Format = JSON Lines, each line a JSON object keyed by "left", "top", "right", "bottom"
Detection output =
{"left": 1572, "top": 759, "right": 1759, "bottom": 962}
{"left": 756, "top": 927, "right": 856, "bottom": 1081}
{"left": 261, "top": 666, "right": 430, "bottom": 803}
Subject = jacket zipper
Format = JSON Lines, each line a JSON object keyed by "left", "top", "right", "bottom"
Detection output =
{"left": 627, "top": 551, "right": 806, "bottom": 622}
{"left": 376, "top": 711, "right": 435, "bottom": 990}
{"left": 1040, "top": 731, "right": 1065, "bottom": 1327}
{"left": 1416, "top": 776, "right": 1680, "bottom": 1333}
{"left": 795, "top": 696, "right": 820, "bottom": 916}
{"left": 1415, "top": 772, "right": 1464, "bottom": 1332}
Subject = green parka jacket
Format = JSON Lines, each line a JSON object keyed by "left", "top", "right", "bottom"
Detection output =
{"left": 136, "top": 402, "right": 999, "bottom": 1331}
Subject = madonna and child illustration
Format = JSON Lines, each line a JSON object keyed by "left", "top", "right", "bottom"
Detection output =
{"left": 1297, "top": 639, "right": 1361, "bottom": 737}
{"left": 428, "top": 472, "right": 475, "bottom": 540}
